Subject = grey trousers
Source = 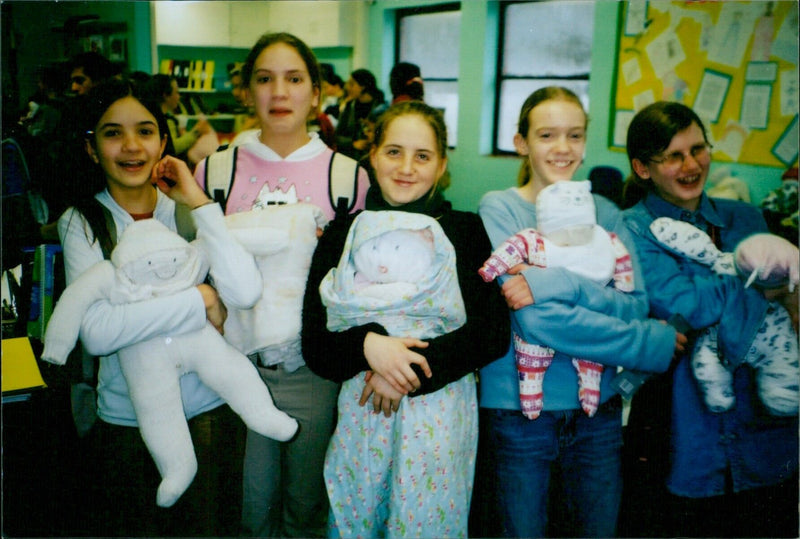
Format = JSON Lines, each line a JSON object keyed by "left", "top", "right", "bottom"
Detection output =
{"left": 241, "top": 364, "right": 340, "bottom": 537}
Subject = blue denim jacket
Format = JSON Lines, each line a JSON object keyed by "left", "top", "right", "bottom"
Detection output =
{"left": 623, "top": 193, "right": 798, "bottom": 497}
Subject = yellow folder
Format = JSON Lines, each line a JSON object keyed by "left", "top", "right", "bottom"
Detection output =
{"left": 2, "top": 337, "right": 46, "bottom": 395}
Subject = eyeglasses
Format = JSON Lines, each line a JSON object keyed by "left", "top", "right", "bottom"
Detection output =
{"left": 71, "top": 76, "right": 87, "bottom": 85}
{"left": 650, "top": 143, "right": 712, "bottom": 168}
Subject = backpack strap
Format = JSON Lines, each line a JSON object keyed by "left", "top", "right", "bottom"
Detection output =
{"left": 204, "top": 145, "right": 358, "bottom": 219}
{"left": 328, "top": 152, "right": 360, "bottom": 218}
{"left": 204, "top": 146, "right": 238, "bottom": 211}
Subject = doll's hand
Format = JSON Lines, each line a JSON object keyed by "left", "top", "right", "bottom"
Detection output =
{"left": 152, "top": 155, "right": 211, "bottom": 209}
{"left": 363, "top": 332, "right": 431, "bottom": 395}
{"left": 359, "top": 371, "right": 404, "bottom": 417}
{"left": 501, "top": 266, "right": 535, "bottom": 310}
{"left": 735, "top": 234, "right": 799, "bottom": 290}
{"left": 197, "top": 283, "right": 227, "bottom": 334}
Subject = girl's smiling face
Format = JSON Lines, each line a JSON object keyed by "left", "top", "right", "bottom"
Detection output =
{"left": 514, "top": 99, "right": 586, "bottom": 194}
{"left": 632, "top": 123, "right": 711, "bottom": 211}
{"left": 86, "top": 96, "right": 166, "bottom": 192}
{"left": 248, "top": 42, "right": 319, "bottom": 144}
{"left": 370, "top": 114, "right": 447, "bottom": 207}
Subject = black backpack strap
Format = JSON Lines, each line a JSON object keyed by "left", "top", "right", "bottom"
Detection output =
{"left": 328, "top": 152, "right": 360, "bottom": 219}
{"left": 204, "top": 146, "right": 238, "bottom": 212}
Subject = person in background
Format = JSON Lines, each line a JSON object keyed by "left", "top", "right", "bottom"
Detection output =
{"left": 192, "top": 32, "right": 370, "bottom": 538}
{"left": 354, "top": 103, "right": 388, "bottom": 186}
{"left": 389, "top": 62, "right": 424, "bottom": 104}
{"left": 58, "top": 78, "right": 261, "bottom": 537}
{"left": 225, "top": 62, "right": 259, "bottom": 134}
{"left": 319, "top": 62, "right": 346, "bottom": 124}
{"left": 302, "top": 100, "right": 509, "bottom": 538}
{"left": 334, "top": 68, "right": 385, "bottom": 160}
{"left": 475, "top": 87, "right": 683, "bottom": 538}
{"left": 34, "top": 52, "right": 116, "bottom": 241}
{"left": 760, "top": 165, "right": 798, "bottom": 246}
{"left": 621, "top": 101, "right": 798, "bottom": 538}
{"left": 68, "top": 51, "right": 114, "bottom": 96}
{"left": 227, "top": 62, "right": 247, "bottom": 108}
{"left": 127, "top": 70, "right": 152, "bottom": 89}
{"left": 144, "top": 74, "right": 212, "bottom": 164}
{"left": 19, "top": 64, "right": 64, "bottom": 138}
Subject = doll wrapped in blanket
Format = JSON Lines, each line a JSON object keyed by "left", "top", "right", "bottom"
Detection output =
{"left": 318, "top": 210, "right": 472, "bottom": 537}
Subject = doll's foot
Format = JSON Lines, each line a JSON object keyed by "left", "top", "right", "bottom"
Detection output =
{"left": 156, "top": 458, "right": 198, "bottom": 507}
{"left": 691, "top": 327, "right": 735, "bottom": 413}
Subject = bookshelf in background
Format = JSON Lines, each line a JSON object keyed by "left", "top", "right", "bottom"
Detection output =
{"left": 159, "top": 58, "right": 216, "bottom": 91}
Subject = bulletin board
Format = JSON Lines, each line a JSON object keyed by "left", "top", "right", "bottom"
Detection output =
{"left": 611, "top": 1, "right": 799, "bottom": 168}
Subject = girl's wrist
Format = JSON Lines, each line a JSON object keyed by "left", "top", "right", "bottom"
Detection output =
{"left": 190, "top": 197, "right": 214, "bottom": 210}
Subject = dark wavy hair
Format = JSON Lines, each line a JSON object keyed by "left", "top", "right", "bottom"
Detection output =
{"left": 141, "top": 73, "right": 175, "bottom": 106}
{"left": 351, "top": 68, "right": 385, "bottom": 103}
{"left": 71, "top": 78, "right": 170, "bottom": 252}
{"left": 389, "top": 62, "right": 423, "bottom": 101}
{"left": 81, "top": 78, "right": 169, "bottom": 143}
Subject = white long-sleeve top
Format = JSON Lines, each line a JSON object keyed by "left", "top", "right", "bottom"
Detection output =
{"left": 58, "top": 188, "right": 262, "bottom": 426}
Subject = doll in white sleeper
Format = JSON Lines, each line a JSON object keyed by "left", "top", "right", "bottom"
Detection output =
{"left": 41, "top": 218, "right": 299, "bottom": 508}
{"left": 479, "top": 180, "right": 634, "bottom": 419}
{"left": 649, "top": 217, "right": 799, "bottom": 416}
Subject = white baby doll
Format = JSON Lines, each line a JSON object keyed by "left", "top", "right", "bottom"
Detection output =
{"left": 322, "top": 210, "right": 465, "bottom": 339}
{"left": 219, "top": 203, "right": 328, "bottom": 368}
{"left": 352, "top": 226, "right": 435, "bottom": 300}
{"left": 41, "top": 219, "right": 299, "bottom": 508}
{"left": 479, "top": 180, "right": 634, "bottom": 419}
{"left": 649, "top": 217, "right": 799, "bottom": 416}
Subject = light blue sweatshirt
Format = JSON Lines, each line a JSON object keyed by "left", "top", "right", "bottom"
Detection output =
{"left": 478, "top": 187, "right": 676, "bottom": 411}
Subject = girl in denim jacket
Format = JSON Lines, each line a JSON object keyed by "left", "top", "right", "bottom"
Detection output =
{"left": 622, "top": 101, "right": 798, "bottom": 538}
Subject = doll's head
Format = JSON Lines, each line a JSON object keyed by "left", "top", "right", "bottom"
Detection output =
{"left": 111, "top": 219, "right": 207, "bottom": 299}
{"left": 536, "top": 180, "right": 597, "bottom": 246}
{"left": 353, "top": 227, "right": 435, "bottom": 286}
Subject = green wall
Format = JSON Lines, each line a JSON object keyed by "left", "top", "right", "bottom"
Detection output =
{"left": 367, "top": 0, "right": 786, "bottom": 212}
{"left": 7, "top": 0, "right": 786, "bottom": 213}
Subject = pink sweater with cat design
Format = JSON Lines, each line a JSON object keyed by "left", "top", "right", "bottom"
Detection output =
{"left": 194, "top": 132, "right": 369, "bottom": 222}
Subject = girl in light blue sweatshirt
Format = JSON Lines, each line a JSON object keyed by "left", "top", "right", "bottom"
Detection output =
{"left": 475, "top": 87, "right": 684, "bottom": 538}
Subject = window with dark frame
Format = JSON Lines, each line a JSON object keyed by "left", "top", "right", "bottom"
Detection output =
{"left": 494, "top": 0, "right": 595, "bottom": 154}
{"left": 396, "top": 3, "right": 461, "bottom": 148}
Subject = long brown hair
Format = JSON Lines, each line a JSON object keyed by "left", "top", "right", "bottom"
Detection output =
{"left": 515, "top": 86, "right": 587, "bottom": 186}
{"left": 241, "top": 32, "right": 322, "bottom": 114}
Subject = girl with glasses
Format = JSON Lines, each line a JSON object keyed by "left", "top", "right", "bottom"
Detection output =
{"left": 622, "top": 100, "right": 798, "bottom": 538}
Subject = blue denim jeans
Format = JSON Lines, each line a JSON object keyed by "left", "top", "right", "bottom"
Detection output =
{"left": 483, "top": 396, "right": 623, "bottom": 538}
